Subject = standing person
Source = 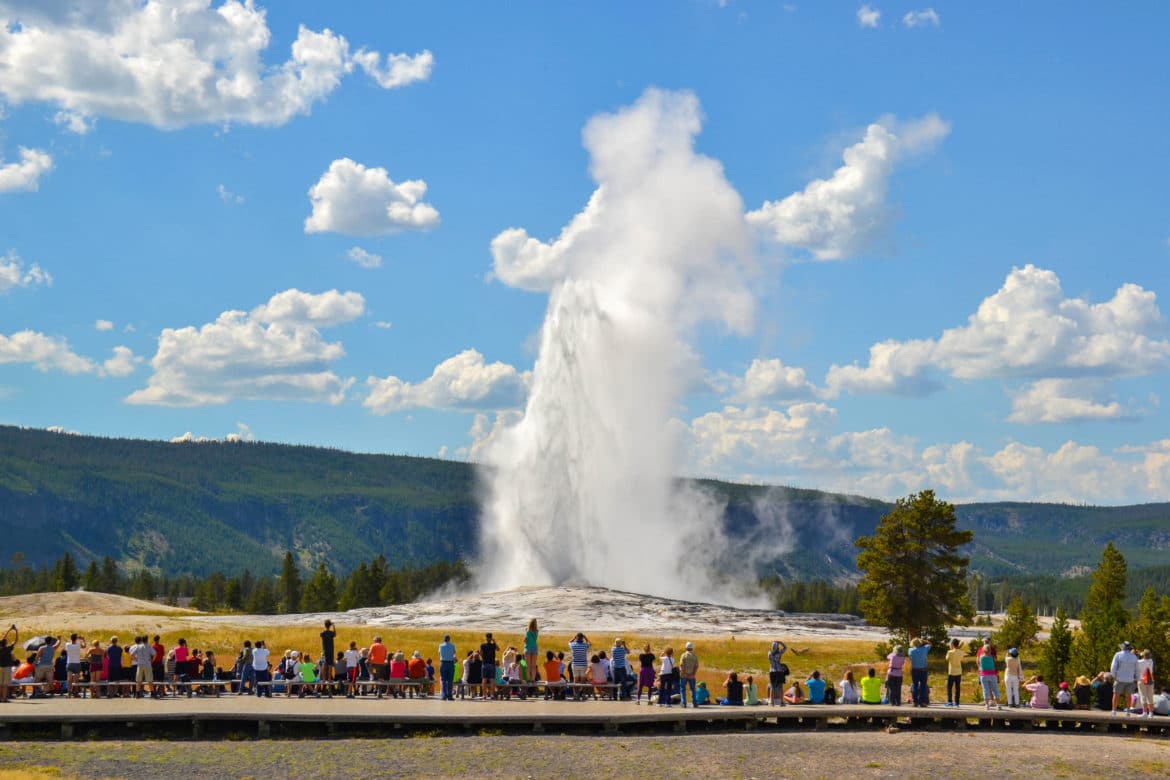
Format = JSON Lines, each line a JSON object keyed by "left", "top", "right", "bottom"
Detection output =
{"left": 523, "top": 619, "right": 539, "bottom": 683}
{"left": 104, "top": 637, "right": 123, "bottom": 698}
{"left": 636, "top": 644, "right": 656, "bottom": 704}
{"left": 678, "top": 642, "right": 699, "bottom": 708}
{"left": 480, "top": 633, "right": 499, "bottom": 700}
{"left": 0, "top": 624, "right": 17, "bottom": 703}
{"left": 63, "top": 634, "right": 86, "bottom": 697}
{"left": 945, "top": 638, "right": 965, "bottom": 707}
{"left": 1111, "top": 641, "right": 1139, "bottom": 716}
{"left": 1137, "top": 649, "right": 1156, "bottom": 717}
{"left": 438, "top": 634, "right": 457, "bottom": 701}
{"left": 610, "top": 639, "right": 629, "bottom": 701}
{"left": 568, "top": 633, "right": 590, "bottom": 699}
{"left": 33, "top": 636, "right": 57, "bottom": 694}
{"left": 658, "top": 646, "right": 676, "bottom": 707}
{"left": 908, "top": 638, "right": 932, "bottom": 707}
{"left": 343, "top": 641, "right": 361, "bottom": 698}
{"left": 319, "top": 620, "right": 336, "bottom": 684}
{"left": 977, "top": 639, "right": 1002, "bottom": 710}
{"left": 132, "top": 635, "right": 154, "bottom": 698}
{"left": 768, "top": 641, "right": 789, "bottom": 706}
{"left": 236, "top": 640, "right": 253, "bottom": 696}
{"left": 369, "top": 635, "right": 389, "bottom": 697}
{"left": 885, "top": 645, "right": 906, "bottom": 706}
{"left": 252, "top": 640, "right": 271, "bottom": 697}
{"left": 87, "top": 641, "right": 105, "bottom": 698}
{"left": 150, "top": 636, "right": 166, "bottom": 698}
{"left": 1004, "top": 647, "right": 1022, "bottom": 707}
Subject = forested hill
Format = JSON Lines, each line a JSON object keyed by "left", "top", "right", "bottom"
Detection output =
{"left": 2, "top": 425, "right": 1168, "bottom": 580}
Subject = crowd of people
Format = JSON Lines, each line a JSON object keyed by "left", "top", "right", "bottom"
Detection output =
{"left": 1, "top": 621, "right": 1168, "bottom": 717}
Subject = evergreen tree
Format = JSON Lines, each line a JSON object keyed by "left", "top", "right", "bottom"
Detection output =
{"left": 855, "top": 490, "right": 974, "bottom": 640}
{"left": 301, "top": 563, "right": 339, "bottom": 612}
{"left": 277, "top": 552, "right": 302, "bottom": 614}
{"left": 1129, "top": 587, "right": 1170, "bottom": 687}
{"left": 1039, "top": 608, "right": 1073, "bottom": 685}
{"left": 82, "top": 560, "right": 100, "bottom": 591}
{"left": 98, "top": 556, "right": 120, "bottom": 593}
{"left": 1071, "top": 543, "right": 1129, "bottom": 676}
{"left": 50, "top": 553, "right": 80, "bottom": 591}
{"left": 224, "top": 578, "right": 243, "bottom": 611}
{"left": 993, "top": 595, "right": 1041, "bottom": 650}
{"left": 245, "top": 578, "right": 277, "bottom": 614}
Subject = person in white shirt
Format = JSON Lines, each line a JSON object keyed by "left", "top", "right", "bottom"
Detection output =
{"left": 64, "top": 634, "right": 86, "bottom": 697}
{"left": 1136, "top": 649, "right": 1156, "bottom": 717}
{"left": 343, "top": 641, "right": 361, "bottom": 698}
{"left": 839, "top": 670, "right": 860, "bottom": 704}
{"left": 252, "top": 640, "right": 272, "bottom": 697}
{"left": 1153, "top": 687, "right": 1170, "bottom": 716}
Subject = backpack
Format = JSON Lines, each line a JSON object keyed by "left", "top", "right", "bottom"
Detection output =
{"left": 777, "top": 662, "right": 790, "bottom": 678}
{"left": 1142, "top": 666, "right": 1154, "bottom": 685}
{"left": 824, "top": 684, "right": 837, "bottom": 705}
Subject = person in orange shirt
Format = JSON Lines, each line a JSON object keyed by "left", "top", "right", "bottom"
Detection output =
{"left": 368, "top": 636, "right": 389, "bottom": 698}
{"left": 407, "top": 650, "right": 427, "bottom": 698}
{"left": 543, "top": 650, "right": 564, "bottom": 700}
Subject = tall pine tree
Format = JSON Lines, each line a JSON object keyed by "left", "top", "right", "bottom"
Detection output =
{"left": 1039, "top": 608, "right": 1073, "bottom": 685}
{"left": 301, "top": 563, "right": 339, "bottom": 612}
{"left": 1070, "top": 543, "right": 1128, "bottom": 676}
{"left": 277, "top": 552, "right": 302, "bottom": 614}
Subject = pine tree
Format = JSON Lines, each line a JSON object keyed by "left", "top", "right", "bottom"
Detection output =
{"left": 98, "top": 556, "right": 120, "bottom": 593}
{"left": 1070, "top": 543, "right": 1129, "bottom": 676}
{"left": 1128, "top": 587, "right": 1170, "bottom": 687}
{"left": 245, "top": 578, "right": 277, "bottom": 614}
{"left": 993, "top": 595, "right": 1041, "bottom": 650}
{"left": 1039, "top": 608, "right": 1073, "bottom": 685}
{"left": 855, "top": 489, "right": 975, "bottom": 640}
{"left": 277, "top": 552, "right": 302, "bottom": 614}
{"left": 50, "top": 553, "right": 80, "bottom": 591}
{"left": 300, "top": 563, "right": 339, "bottom": 612}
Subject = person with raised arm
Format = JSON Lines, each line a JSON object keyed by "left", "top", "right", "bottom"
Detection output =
{"left": 768, "top": 640, "right": 789, "bottom": 706}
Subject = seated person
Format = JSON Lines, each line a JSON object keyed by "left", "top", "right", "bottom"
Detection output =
{"left": 860, "top": 668, "right": 883, "bottom": 704}
{"left": 720, "top": 672, "right": 744, "bottom": 706}
{"left": 542, "top": 651, "right": 563, "bottom": 699}
{"left": 1024, "top": 674, "right": 1049, "bottom": 709}
{"left": 783, "top": 680, "right": 805, "bottom": 705}
{"left": 806, "top": 671, "right": 826, "bottom": 704}
{"left": 839, "top": 671, "right": 860, "bottom": 704}
{"left": 693, "top": 680, "right": 711, "bottom": 706}
{"left": 1073, "top": 675, "right": 1093, "bottom": 709}
{"left": 1092, "top": 672, "right": 1114, "bottom": 711}
{"left": 407, "top": 651, "right": 427, "bottom": 698}
{"left": 744, "top": 675, "right": 759, "bottom": 705}
{"left": 1054, "top": 681, "right": 1074, "bottom": 710}
{"left": 296, "top": 652, "right": 319, "bottom": 698}
{"left": 1153, "top": 687, "right": 1170, "bottom": 716}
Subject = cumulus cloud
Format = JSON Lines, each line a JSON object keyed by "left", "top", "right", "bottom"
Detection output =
{"left": 101, "top": 345, "right": 142, "bottom": 377}
{"left": 0, "top": 1, "right": 433, "bottom": 129}
{"left": 679, "top": 400, "right": 1170, "bottom": 503}
{"left": 721, "top": 357, "right": 823, "bottom": 404}
{"left": 304, "top": 158, "right": 439, "bottom": 235}
{"left": 346, "top": 246, "right": 382, "bottom": 269}
{"left": 903, "top": 8, "right": 941, "bottom": 27}
{"left": 95, "top": 319, "right": 115, "bottom": 331}
{"left": 0, "top": 330, "right": 95, "bottom": 373}
{"left": 746, "top": 114, "right": 950, "bottom": 260}
{"left": 0, "top": 250, "right": 51, "bottom": 292}
{"left": 217, "top": 184, "right": 244, "bottom": 205}
{"left": 0, "top": 147, "right": 53, "bottom": 192}
{"left": 826, "top": 265, "right": 1170, "bottom": 402}
{"left": 126, "top": 288, "right": 363, "bottom": 406}
{"left": 53, "top": 110, "right": 94, "bottom": 135}
{"left": 364, "top": 349, "right": 530, "bottom": 414}
{"left": 857, "top": 5, "right": 881, "bottom": 28}
{"left": 1007, "top": 379, "right": 1132, "bottom": 424}
{"left": 462, "top": 410, "right": 523, "bottom": 460}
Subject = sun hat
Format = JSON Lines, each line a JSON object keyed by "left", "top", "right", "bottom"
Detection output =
{"left": 685, "top": 642, "right": 694, "bottom": 651}
{"left": 1075, "top": 675, "right": 1091, "bottom": 686}
{"left": 1008, "top": 648, "right": 1018, "bottom": 657}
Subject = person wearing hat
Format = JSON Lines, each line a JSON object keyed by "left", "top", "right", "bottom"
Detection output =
{"left": 1136, "top": 649, "right": 1156, "bottom": 717}
{"left": 1073, "top": 674, "right": 1092, "bottom": 708}
{"left": 1110, "top": 641, "right": 1139, "bottom": 715}
{"left": 1054, "top": 680, "right": 1073, "bottom": 709}
{"left": 1004, "top": 647, "right": 1022, "bottom": 708}
{"left": 678, "top": 641, "right": 699, "bottom": 708}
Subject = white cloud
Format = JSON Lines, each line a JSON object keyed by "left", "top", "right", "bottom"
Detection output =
{"left": 0, "top": 330, "right": 95, "bottom": 373}
{"left": 903, "top": 8, "right": 940, "bottom": 27}
{"left": 1007, "top": 379, "right": 1132, "bottom": 424}
{"left": 364, "top": 348, "right": 530, "bottom": 414}
{"left": 857, "top": 5, "right": 881, "bottom": 28}
{"left": 0, "top": 1, "right": 433, "bottom": 129}
{"left": 462, "top": 410, "right": 523, "bottom": 460}
{"left": 373, "top": 320, "right": 393, "bottom": 330}
{"left": 216, "top": 183, "right": 244, "bottom": 205}
{"left": 351, "top": 49, "right": 434, "bottom": 89}
{"left": 53, "top": 110, "right": 94, "bottom": 135}
{"left": 826, "top": 265, "right": 1170, "bottom": 400}
{"left": 0, "top": 250, "right": 51, "bottom": 292}
{"left": 0, "top": 147, "right": 53, "bottom": 192}
{"left": 722, "top": 357, "right": 822, "bottom": 403}
{"left": 126, "top": 288, "right": 363, "bottom": 406}
{"left": 491, "top": 189, "right": 603, "bottom": 292}
{"left": 100, "top": 345, "right": 142, "bottom": 377}
{"left": 46, "top": 425, "right": 80, "bottom": 435}
{"left": 304, "top": 158, "right": 439, "bottom": 235}
{"left": 95, "top": 319, "right": 114, "bottom": 331}
{"left": 746, "top": 113, "right": 950, "bottom": 260}
{"left": 226, "top": 422, "right": 254, "bottom": 442}
{"left": 346, "top": 246, "right": 382, "bottom": 269}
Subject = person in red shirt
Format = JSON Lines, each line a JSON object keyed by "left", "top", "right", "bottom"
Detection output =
{"left": 407, "top": 651, "right": 427, "bottom": 698}
{"left": 150, "top": 635, "right": 165, "bottom": 698}
{"left": 368, "top": 636, "right": 389, "bottom": 698}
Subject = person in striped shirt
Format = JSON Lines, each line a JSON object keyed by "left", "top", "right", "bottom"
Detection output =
{"left": 610, "top": 639, "right": 629, "bottom": 700}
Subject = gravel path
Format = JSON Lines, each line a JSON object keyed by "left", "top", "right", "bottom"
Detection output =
{"left": 2, "top": 731, "right": 1168, "bottom": 779}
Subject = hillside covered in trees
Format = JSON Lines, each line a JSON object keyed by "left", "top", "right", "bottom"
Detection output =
{"left": 2, "top": 426, "right": 1168, "bottom": 585}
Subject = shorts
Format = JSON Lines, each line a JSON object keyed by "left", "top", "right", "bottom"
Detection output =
{"left": 980, "top": 676, "right": 999, "bottom": 700}
{"left": 34, "top": 666, "right": 53, "bottom": 683}
{"left": 0, "top": 667, "right": 11, "bottom": 686}
{"left": 769, "top": 671, "right": 786, "bottom": 688}
{"left": 137, "top": 665, "right": 154, "bottom": 683}
{"left": 1113, "top": 680, "right": 1136, "bottom": 698}
{"left": 371, "top": 663, "right": 388, "bottom": 681}
{"left": 481, "top": 664, "right": 496, "bottom": 681}
{"left": 572, "top": 669, "right": 589, "bottom": 683}
{"left": 67, "top": 663, "right": 83, "bottom": 675}
{"left": 347, "top": 667, "right": 358, "bottom": 682}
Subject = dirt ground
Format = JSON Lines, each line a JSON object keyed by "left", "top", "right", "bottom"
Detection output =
{"left": 0, "top": 731, "right": 1167, "bottom": 779}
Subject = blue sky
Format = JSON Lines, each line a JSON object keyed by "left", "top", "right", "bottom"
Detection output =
{"left": 1, "top": 1, "right": 1168, "bottom": 503}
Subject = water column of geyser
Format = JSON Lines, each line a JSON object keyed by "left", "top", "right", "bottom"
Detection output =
{"left": 476, "top": 89, "right": 756, "bottom": 602}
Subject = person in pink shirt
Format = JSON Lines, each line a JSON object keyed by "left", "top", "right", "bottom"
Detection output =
{"left": 1025, "top": 674, "right": 1050, "bottom": 709}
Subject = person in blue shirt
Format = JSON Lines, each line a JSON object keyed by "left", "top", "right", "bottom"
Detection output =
{"left": 438, "top": 635, "right": 457, "bottom": 701}
{"left": 693, "top": 680, "right": 711, "bottom": 706}
{"left": 806, "top": 670, "right": 826, "bottom": 704}
{"left": 908, "top": 638, "right": 933, "bottom": 707}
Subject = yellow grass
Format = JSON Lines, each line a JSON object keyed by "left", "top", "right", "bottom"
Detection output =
{"left": 0, "top": 770, "right": 72, "bottom": 780}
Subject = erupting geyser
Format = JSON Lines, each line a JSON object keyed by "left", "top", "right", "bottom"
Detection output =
{"left": 475, "top": 89, "right": 757, "bottom": 602}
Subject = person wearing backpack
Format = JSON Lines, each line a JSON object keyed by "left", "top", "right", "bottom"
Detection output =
{"left": 1137, "top": 649, "right": 1156, "bottom": 717}
{"left": 767, "top": 641, "right": 789, "bottom": 706}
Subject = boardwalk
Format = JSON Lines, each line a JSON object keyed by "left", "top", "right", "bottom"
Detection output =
{"left": 2, "top": 696, "right": 1167, "bottom": 740}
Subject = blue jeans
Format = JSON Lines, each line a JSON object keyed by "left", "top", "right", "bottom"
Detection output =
{"left": 239, "top": 663, "right": 255, "bottom": 694}
{"left": 439, "top": 660, "right": 456, "bottom": 700}
{"left": 254, "top": 669, "right": 271, "bottom": 696}
{"left": 659, "top": 672, "right": 676, "bottom": 705}
{"left": 611, "top": 666, "right": 627, "bottom": 700}
{"left": 911, "top": 668, "right": 929, "bottom": 705}
{"left": 680, "top": 675, "right": 696, "bottom": 707}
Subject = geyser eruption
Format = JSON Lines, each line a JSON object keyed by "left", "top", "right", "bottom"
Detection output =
{"left": 476, "top": 89, "right": 756, "bottom": 601}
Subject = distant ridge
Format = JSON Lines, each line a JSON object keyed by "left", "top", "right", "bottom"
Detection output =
{"left": 1, "top": 425, "right": 1167, "bottom": 580}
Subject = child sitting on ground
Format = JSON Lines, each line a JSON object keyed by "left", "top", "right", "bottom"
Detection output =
{"left": 693, "top": 680, "right": 710, "bottom": 706}
{"left": 744, "top": 675, "right": 759, "bottom": 705}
